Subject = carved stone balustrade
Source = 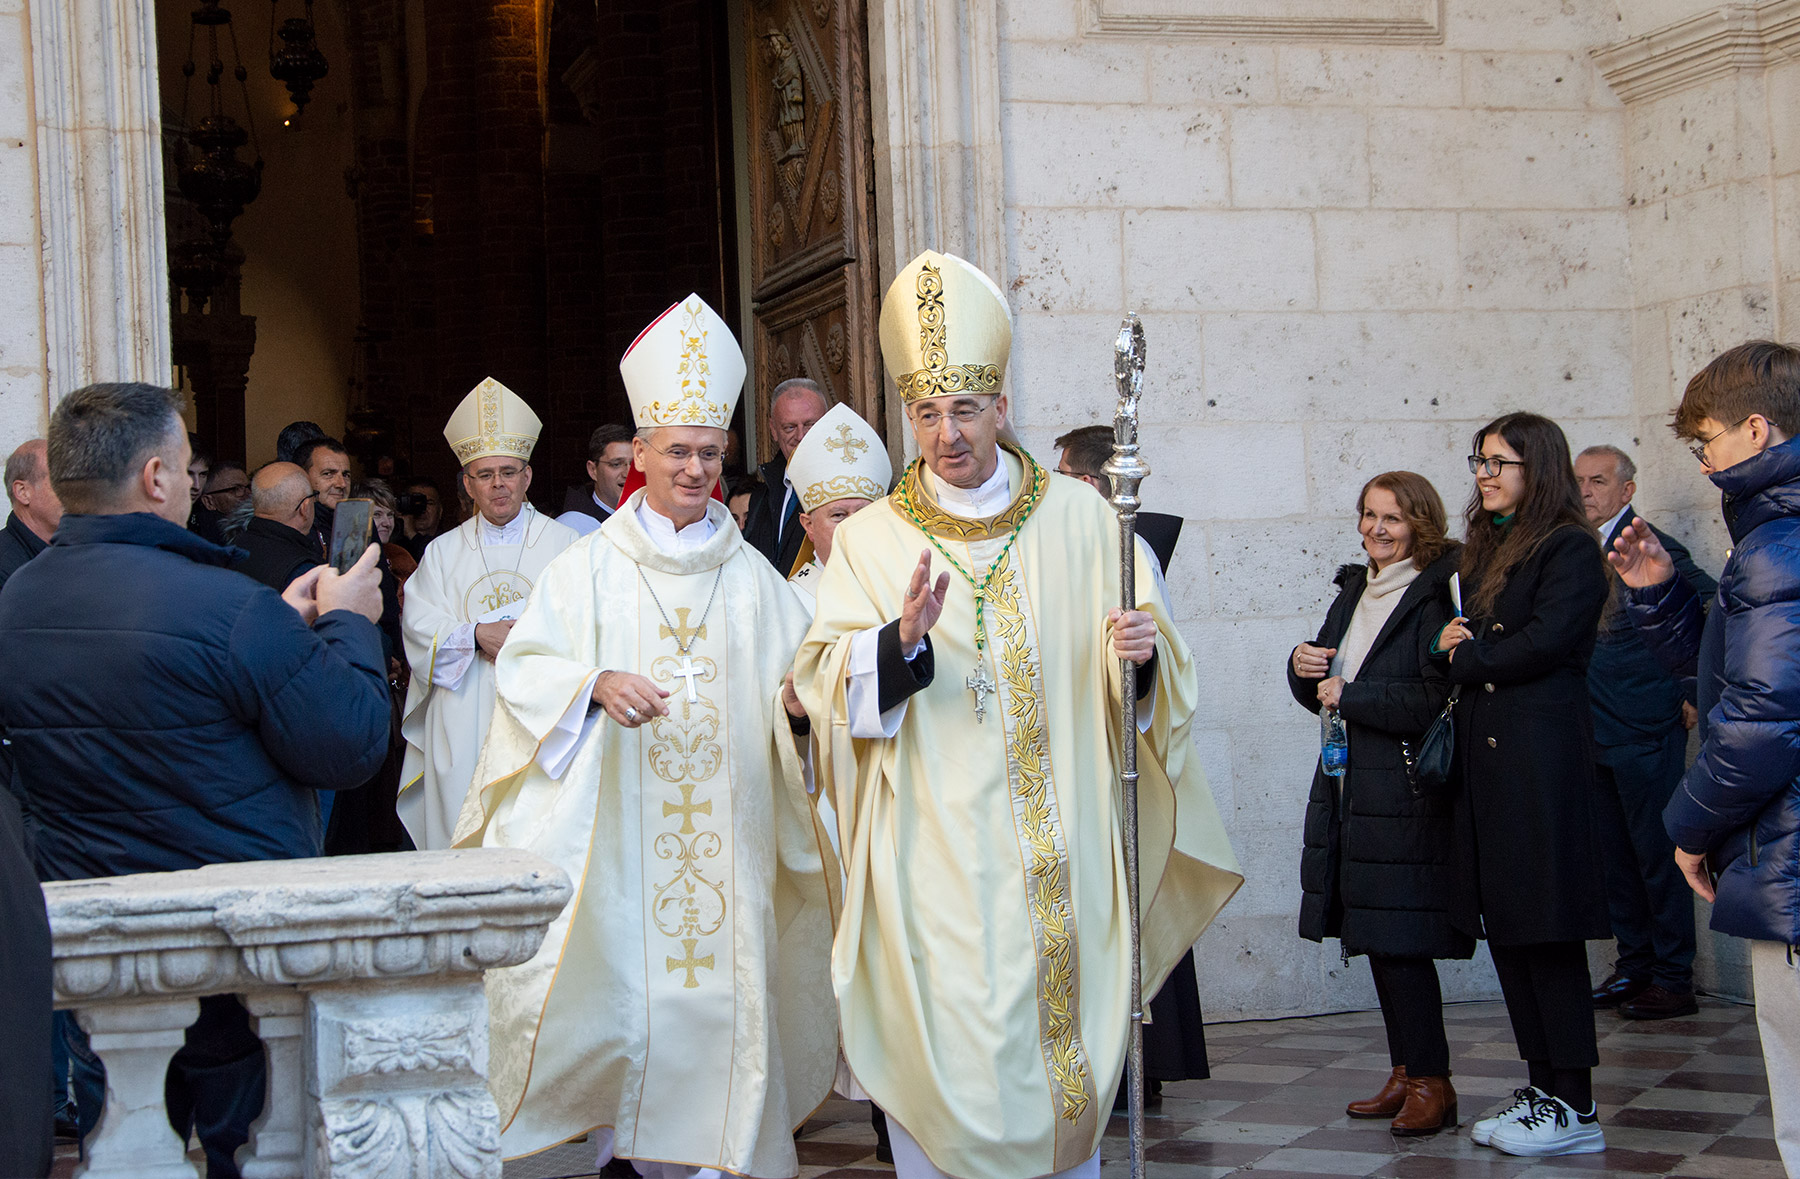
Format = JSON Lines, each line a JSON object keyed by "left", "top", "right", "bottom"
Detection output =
{"left": 45, "top": 850, "right": 573, "bottom": 1179}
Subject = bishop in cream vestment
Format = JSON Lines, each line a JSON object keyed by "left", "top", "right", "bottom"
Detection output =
{"left": 795, "top": 252, "right": 1242, "bottom": 1179}
{"left": 454, "top": 295, "right": 837, "bottom": 1175}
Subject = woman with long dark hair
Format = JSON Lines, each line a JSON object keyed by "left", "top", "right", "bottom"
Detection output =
{"left": 1288, "top": 471, "right": 1473, "bottom": 1136}
{"left": 1437, "top": 413, "right": 1611, "bottom": 1157}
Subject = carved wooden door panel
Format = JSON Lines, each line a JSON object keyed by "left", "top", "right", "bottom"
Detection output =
{"left": 744, "top": 0, "right": 880, "bottom": 447}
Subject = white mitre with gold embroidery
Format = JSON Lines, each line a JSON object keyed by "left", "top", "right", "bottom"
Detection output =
{"left": 878, "top": 250, "right": 1012, "bottom": 405}
{"left": 786, "top": 403, "right": 890, "bottom": 513}
{"left": 444, "top": 377, "right": 543, "bottom": 466}
{"left": 621, "top": 294, "right": 746, "bottom": 428}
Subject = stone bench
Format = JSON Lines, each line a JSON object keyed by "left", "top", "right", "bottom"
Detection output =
{"left": 46, "top": 849, "right": 572, "bottom": 1179}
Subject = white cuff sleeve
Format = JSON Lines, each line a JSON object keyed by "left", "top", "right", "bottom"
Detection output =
{"left": 538, "top": 671, "right": 602, "bottom": 779}
{"left": 432, "top": 623, "right": 478, "bottom": 689}
{"left": 845, "top": 626, "right": 924, "bottom": 740}
{"left": 1137, "top": 676, "right": 1157, "bottom": 733}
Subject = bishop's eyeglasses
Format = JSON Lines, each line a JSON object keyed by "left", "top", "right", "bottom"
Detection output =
{"left": 641, "top": 438, "right": 725, "bottom": 466}
{"left": 910, "top": 404, "right": 994, "bottom": 431}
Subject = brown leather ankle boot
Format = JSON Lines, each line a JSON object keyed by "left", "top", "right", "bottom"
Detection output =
{"left": 1346, "top": 1066, "right": 1408, "bottom": 1118}
{"left": 1389, "top": 1074, "right": 1457, "bottom": 1137}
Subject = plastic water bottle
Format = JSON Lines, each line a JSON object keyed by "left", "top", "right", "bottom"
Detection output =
{"left": 1320, "top": 709, "right": 1348, "bottom": 778}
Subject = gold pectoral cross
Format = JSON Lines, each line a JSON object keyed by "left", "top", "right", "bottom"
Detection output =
{"left": 667, "top": 937, "right": 714, "bottom": 988}
{"left": 659, "top": 607, "right": 707, "bottom": 648}
{"left": 966, "top": 660, "right": 996, "bottom": 724}
{"left": 662, "top": 780, "right": 712, "bottom": 834}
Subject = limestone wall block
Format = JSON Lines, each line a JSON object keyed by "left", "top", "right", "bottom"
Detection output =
{"left": 1769, "top": 62, "right": 1800, "bottom": 179}
{"left": 1006, "top": 208, "right": 1122, "bottom": 313}
{"left": 996, "top": 0, "right": 1079, "bottom": 42}
{"left": 1462, "top": 50, "right": 1618, "bottom": 111}
{"left": 1458, "top": 211, "right": 1631, "bottom": 310}
{"left": 1441, "top": 0, "right": 1624, "bottom": 52}
{"left": 0, "top": 242, "right": 45, "bottom": 370}
{"left": 1229, "top": 106, "right": 1370, "bottom": 209}
{"left": 0, "top": 138, "right": 36, "bottom": 247}
{"left": 1316, "top": 210, "right": 1458, "bottom": 310}
{"left": 1005, "top": 311, "right": 1164, "bottom": 429}
{"left": 1274, "top": 47, "right": 1461, "bottom": 108}
{"left": 1223, "top": 719, "right": 1317, "bottom": 836}
{"left": 0, "top": 7, "right": 32, "bottom": 141}
{"left": 1187, "top": 727, "right": 1234, "bottom": 814}
{"left": 1195, "top": 914, "right": 1328, "bottom": 1018}
{"left": 1147, "top": 44, "right": 1278, "bottom": 106}
{"left": 1305, "top": 419, "right": 1479, "bottom": 525}
{"left": 1628, "top": 182, "right": 1775, "bottom": 306}
{"left": 0, "top": 371, "right": 47, "bottom": 446}
{"left": 1181, "top": 618, "right": 1311, "bottom": 730}
{"left": 1369, "top": 109, "right": 1624, "bottom": 209}
{"left": 1666, "top": 285, "right": 1777, "bottom": 388}
{"left": 999, "top": 40, "right": 1146, "bottom": 105}
{"left": 1624, "top": 75, "right": 1772, "bottom": 205}
{"left": 1136, "top": 423, "right": 1310, "bottom": 522}
{"left": 1001, "top": 102, "right": 1227, "bottom": 208}
{"left": 1205, "top": 518, "right": 1354, "bottom": 622}
{"left": 1122, "top": 210, "right": 1315, "bottom": 311}
{"left": 1775, "top": 174, "right": 1800, "bottom": 284}
{"left": 1631, "top": 305, "right": 1675, "bottom": 417}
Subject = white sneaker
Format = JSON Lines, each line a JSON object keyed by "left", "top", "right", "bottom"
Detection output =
{"left": 1487, "top": 1095, "right": 1605, "bottom": 1157}
{"left": 1471, "top": 1087, "right": 1546, "bottom": 1147}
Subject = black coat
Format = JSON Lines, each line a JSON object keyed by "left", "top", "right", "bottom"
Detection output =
{"left": 1447, "top": 523, "right": 1612, "bottom": 946}
{"left": 0, "top": 772, "right": 50, "bottom": 1178}
{"left": 1289, "top": 551, "right": 1475, "bottom": 960}
{"left": 0, "top": 511, "right": 47, "bottom": 594}
{"left": 742, "top": 456, "right": 805, "bottom": 574}
{"left": 233, "top": 516, "right": 323, "bottom": 591}
{"left": 0, "top": 513, "right": 391, "bottom": 880}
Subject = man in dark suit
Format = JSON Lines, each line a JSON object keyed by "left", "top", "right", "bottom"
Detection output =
{"left": 234, "top": 462, "right": 324, "bottom": 591}
{"left": 1576, "top": 445, "right": 1717, "bottom": 1020}
{"left": 742, "top": 378, "right": 828, "bottom": 574}
{"left": 0, "top": 439, "right": 62, "bottom": 593}
{"left": 1053, "top": 426, "right": 1183, "bottom": 573}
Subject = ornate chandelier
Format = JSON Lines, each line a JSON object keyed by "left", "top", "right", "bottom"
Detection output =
{"left": 269, "top": 0, "right": 329, "bottom": 121}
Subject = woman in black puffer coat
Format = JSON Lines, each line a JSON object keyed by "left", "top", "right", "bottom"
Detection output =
{"left": 1289, "top": 471, "right": 1473, "bottom": 1137}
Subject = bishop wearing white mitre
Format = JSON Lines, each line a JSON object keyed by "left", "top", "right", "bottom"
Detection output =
{"left": 784, "top": 402, "right": 892, "bottom": 617}
{"left": 398, "top": 378, "right": 578, "bottom": 850}
{"left": 796, "top": 251, "right": 1243, "bottom": 1179}
{"left": 454, "top": 295, "right": 836, "bottom": 1176}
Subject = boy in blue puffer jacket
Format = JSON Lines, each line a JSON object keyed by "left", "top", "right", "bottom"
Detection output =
{"left": 1608, "top": 340, "right": 1800, "bottom": 1175}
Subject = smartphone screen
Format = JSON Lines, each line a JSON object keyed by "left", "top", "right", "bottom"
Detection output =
{"left": 329, "top": 499, "right": 374, "bottom": 574}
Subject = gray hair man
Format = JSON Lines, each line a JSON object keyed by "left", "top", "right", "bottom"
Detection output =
{"left": 0, "top": 439, "right": 62, "bottom": 592}
{"left": 743, "top": 376, "right": 830, "bottom": 573}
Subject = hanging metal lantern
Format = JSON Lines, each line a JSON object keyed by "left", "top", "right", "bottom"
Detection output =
{"left": 269, "top": 0, "right": 329, "bottom": 119}
{"left": 176, "top": 0, "right": 265, "bottom": 249}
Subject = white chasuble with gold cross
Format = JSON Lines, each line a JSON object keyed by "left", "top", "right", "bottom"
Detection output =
{"left": 795, "top": 446, "right": 1244, "bottom": 1179}
{"left": 398, "top": 508, "right": 579, "bottom": 850}
{"left": 453, "top": 493, "right": 837, "bottom": 1175}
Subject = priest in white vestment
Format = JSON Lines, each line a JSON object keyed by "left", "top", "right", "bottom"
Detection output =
{"left": 784, "top": 403, "right": 890, "bottom": 616}
{"left": 796, "top": 252, "right": 1244, "bottom": 1179}
{"left": 397, "top": 378, "right": 579, "bottom": 850}
{"left": 454, "top": 295, "right": 836, "bottom": 1177}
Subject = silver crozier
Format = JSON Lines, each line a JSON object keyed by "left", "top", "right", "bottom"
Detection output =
{"left": 1102, "top": 314, "right": 1150, "bottom": 1179}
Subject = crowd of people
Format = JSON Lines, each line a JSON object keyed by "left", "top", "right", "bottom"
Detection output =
{"left": 0, "top": 251, "right": 1795, "bottom": 1179}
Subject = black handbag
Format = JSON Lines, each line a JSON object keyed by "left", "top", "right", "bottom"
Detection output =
{"left": 1401, "top": 688, "right": 1459, "bottom": 793}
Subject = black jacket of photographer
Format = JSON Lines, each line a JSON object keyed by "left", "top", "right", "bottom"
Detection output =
{"left": 1288, "top": 549, "right": 1474, "bottom": 961}
{"left": 1445, "top": 523, "right": 1612, "bottom": 945}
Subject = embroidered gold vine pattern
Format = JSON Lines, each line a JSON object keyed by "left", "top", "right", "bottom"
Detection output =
{"left": 889, "top": 441, "right": 1047, "bottom": 544}
{"left": 646, "top": 651, "right": 726, "bottom": 988}
{"left": 895, "top": 262, "right": 1002, "bottom": 404}
{"left": 643, "top": 300, "right": 730, "bottom": 427}
{"left": 802, "top": 473, "right": 886, "bottom": 511}
{"left": 985, "top": 557, "right": 1094, "bottom": 1125}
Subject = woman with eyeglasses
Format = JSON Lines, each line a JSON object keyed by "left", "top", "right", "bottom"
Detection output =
{"left": 1437, "top": 413, "right": 1611, "bottom": 1158}
{"left": 1287, "top": 471, "right": 1472, "bottom": 1137}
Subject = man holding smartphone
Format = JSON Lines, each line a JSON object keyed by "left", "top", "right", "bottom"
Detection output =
{"left": 1609, "top": 341, "right": 1800, "bottom": 1173}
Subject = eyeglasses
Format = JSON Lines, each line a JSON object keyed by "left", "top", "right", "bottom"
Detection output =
{"left": 1689, "top": 416, "right": 1752, "bottom": 463}
{"left": 467, "top": 465, "right": 526, "bottom": 486}
{"left": 1468, "top": 454, "right": 1526, "bottom": 477}
{"left": 911, "top": 403, "right": 994, "bottom": 431}
{"left": 641, "top": 438, "right": 725, "bottom": 466}
{"left": 207, "top": 482, "right": 250, "bottom": 498}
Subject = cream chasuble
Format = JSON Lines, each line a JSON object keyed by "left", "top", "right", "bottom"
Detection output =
{"left": 398, "top": 508, "right": 578, "bottom": 850}
{"left": 453, "top": 493, "right": 837, "bottom": 1174}
{"left": 795, "top": 444, "right": 1243, "bottom": 1179}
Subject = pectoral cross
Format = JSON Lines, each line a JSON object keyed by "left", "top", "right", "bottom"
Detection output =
{"left": 659, "top": 608, "right": 707, "bottom": 648}
{"left": 666, "top": 937, "right": 714, "bottom": 988}
{"left": 663, "top": 780, "right": 712, "bottom": 834}
{"left": 669, "top": 655, "right": 704, "bottom": 704}
{"left": 966, "top": 660, "right": 996, "bottom": 724}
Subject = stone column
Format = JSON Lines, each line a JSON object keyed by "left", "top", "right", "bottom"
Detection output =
{"left": 305, "top": 976, "right": 501, "bottom": 1179}
{"left": 27, "top": 0, "right": 171, "bottom": 400}
{"left": 74, "top": 998, "right": 201, "bottom": 1179}
{"left": 237, "top": 990, "right": 306, "bottom": 1179}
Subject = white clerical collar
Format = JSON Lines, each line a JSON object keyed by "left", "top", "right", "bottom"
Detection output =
{"left": 480, "top": 508, "right": 530, "bottom": 546}
{"left": 636, "top": 500, "right": 717, "bottom": 553}
{"left": 933, "top": 452, "right": 1011, "bottom": 520}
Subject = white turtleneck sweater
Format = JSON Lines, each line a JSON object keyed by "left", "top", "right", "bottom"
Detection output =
{"left": 1332, "top": 559, "right": 1424, "bottom": 684}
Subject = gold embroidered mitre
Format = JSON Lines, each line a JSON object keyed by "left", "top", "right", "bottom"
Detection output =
{"left": 444, "top": 377, "right": 543, "bottom": 466}
{"left": 786, "top": 403, "right": 891, "bottom": 512}
{"left": 620, "top": 294, "right": 746, "bottom": 429}
{"left": 878, "top": 250, "right": 1012, "bottom": 405}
